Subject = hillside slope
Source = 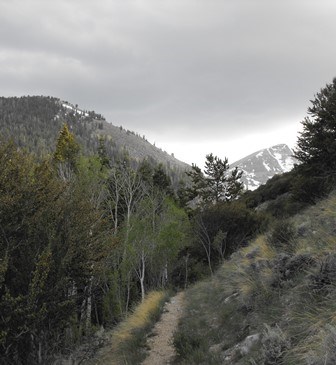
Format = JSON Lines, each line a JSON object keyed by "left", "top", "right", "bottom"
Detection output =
{"left": 174, "top": 191, "right": 336, "bottom": 364}
{"left": 0, "top": 96, "right": 189, "bottom": 173}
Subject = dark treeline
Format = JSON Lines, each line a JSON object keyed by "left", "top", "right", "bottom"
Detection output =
{"left": 0, "top": 96, "right": 187, "bottom": 187}
{"left": 0, "top": 96, "right": 104, "bottom": 159}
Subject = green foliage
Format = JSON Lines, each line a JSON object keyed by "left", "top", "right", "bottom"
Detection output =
{"left": 179, "top": 200, "right": 266, "bottom": 281}
{"left": 53, "top": 123, "right": 80, "bottom": 180}
{"left": 294, "top": 78, "right": 336, "bottom": 174}
{"left": 203, "top": 202, "right": 264, "bottom": 253}
{"left": 289, "top": 78, "right": 336, "bottom": 206}
{"left": 153, "top": 164, "right": 172, "bottom": 193}
{"left": 97, "top": 136, "right": 110, "bottom": 168}
{"left": 54, "top": 123, "right": 80, "bottom": 163}
{"left": 290, "top": 172, "right": 332, "bottom": 204}
{"left": 0, "top": 140, "right": 110, "bottom": 363}
{"left": 157, "top": 200, "right": 190, "bottom": 265}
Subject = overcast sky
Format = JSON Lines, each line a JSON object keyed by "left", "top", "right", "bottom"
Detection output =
{"left": 1, "top": 0, "right": 336, "bottom": 167}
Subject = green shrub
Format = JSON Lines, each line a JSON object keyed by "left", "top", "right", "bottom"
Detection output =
{"left": 291, "top": 173, "right": 333, "bottom": 205}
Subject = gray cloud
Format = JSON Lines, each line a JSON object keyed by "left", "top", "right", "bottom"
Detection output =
{"left": 1, "top": 0, "right": 336, "bottom": 163}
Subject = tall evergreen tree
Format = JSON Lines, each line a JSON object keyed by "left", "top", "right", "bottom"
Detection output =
{"left": 97, "top": 136, "right": 110, "bottom": 168}
{"left": 186, "top": 153, "right": 243, "bottom": 206}
{"left": 53, "top": 123, "right": 80, "bottom": 180}
{"left": 153, "top": 164, "right": 172, "bottom": 193}
{"left": 294, "top": 78, "right": 336, "bottom": 175}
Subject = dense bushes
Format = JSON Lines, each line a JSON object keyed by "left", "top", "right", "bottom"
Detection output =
{"left": 177, "top": 202, "right": 267, "bottom": 281}
{"left": 0, "top": 141, "right": 107, "bottom": 363}
{"left": 0, "top": 133, "right": 190, "bottom": 363}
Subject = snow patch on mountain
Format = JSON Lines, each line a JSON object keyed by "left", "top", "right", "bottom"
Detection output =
{"left": 232, "top": 144, "right": 297, "bottom": 191}
{"left": 62, "top": 102, "right": 89, "bottom": 117}
{"left": 263, "top": 161, "right": 271, "bottom": 172}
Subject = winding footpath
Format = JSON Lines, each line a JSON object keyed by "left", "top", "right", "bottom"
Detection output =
{"left": 142, "top": 291, "right": 185, "bottom": 365}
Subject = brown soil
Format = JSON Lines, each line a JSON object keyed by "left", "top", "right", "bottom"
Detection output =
{"left": 141, "top": 291, "right": 185, "bottom": 365}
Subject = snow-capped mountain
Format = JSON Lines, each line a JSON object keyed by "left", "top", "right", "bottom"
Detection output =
{"left": 232, "top": 144, "right": 297, "bottom": 191}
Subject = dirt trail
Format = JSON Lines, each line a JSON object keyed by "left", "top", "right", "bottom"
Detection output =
{"left": 141, "top": 291, "right": 185, "bottom": 365}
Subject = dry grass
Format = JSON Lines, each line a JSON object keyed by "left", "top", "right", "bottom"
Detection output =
{"left": 241, "top": 235, "right": 277, "bottom": 261}
{"left": 173, "top": 191, "right": 336, "bottom": 364}
{"left": 112, "top": 291, "right": 166, "bottom": 345}
{"left": 94, "top": 291, "right": 168, "bottom": 365}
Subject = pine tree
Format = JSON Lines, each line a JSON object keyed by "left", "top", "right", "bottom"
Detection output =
{"left": 294, "top": 78, "right": 336, "bottom": 175}
{"left": 53, "top": 123, "right": 80, "bottom": 180}
{"left": 153, "top": 164, "right": 172, "bottom": 193}
{"left": 97, "top": 136, "right": 110, "bottom": 168}
{"left": 186, "top": 153, "right": 243, "bottom": 206}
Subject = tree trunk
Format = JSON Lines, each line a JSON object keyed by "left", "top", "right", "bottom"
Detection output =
{"left": 196, "top": 216, "right": 213, "bottom": 275}
{"left": 162, "top": 261, "right": 168, "bottom": 287}
{"left": 38, "top": 339, "right": 42, "bottom": 364}
{"left": 184, "top": 253, "right": 190, "bottom": 289}
{"left": 86, "top": 278, "right": 93, "bottom": 333}
{"left": 125, "top": 273, "right": 131, "bottom": 315}
{"left": 140, "top": 251, "right": 146, "bottom": 302}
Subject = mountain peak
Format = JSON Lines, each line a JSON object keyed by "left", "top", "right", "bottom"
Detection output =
{"left": 232, "top": 144, "right": 297, "bottom": 191}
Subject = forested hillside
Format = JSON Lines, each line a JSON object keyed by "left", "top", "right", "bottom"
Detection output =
{"left": 0, "top": 96, "right": 189, "bottom": 184}
{"left": 0, "top": 96, "right": 103, "bottom": 157}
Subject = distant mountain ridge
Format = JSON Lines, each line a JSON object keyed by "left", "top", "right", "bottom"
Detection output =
{"left": 232, "top": 144, "right": 297, "bottom": 191}
{"left": 0, "top": 96, "right": 297, "bottom": 191}
{"left": 0, "top": 96, "right": 189, "bottom": 179}
{"left": 60, "top": 100, "right": 190, "bottom": 171}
